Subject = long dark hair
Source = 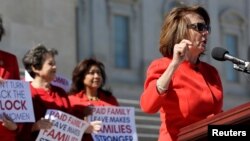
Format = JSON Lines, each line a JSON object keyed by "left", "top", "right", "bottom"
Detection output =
{"left": 69, "top": 58, "right": 112, "bottom": 96}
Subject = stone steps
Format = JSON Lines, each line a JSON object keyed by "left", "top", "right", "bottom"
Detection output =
{"left": 118, "top": 98, "right": 160, "bottom": 141}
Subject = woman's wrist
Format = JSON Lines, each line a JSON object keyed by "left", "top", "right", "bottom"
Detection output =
{"left": 31, "top": 123, "right": 39, "bottom": 132}
{"left": 156, "top": 80, "right": 167, "bottom": 94}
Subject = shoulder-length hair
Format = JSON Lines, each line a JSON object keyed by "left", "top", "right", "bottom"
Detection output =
{"left": 159, "top": 5, "right": 210, "bottom": 57}
{"left": 69, "top": 58, "right": 112, "bottom": 96}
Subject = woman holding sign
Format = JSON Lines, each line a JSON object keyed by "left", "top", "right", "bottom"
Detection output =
{"left": 18, "top": 45, "right": 102, "bottom": 141}
{"left": 0, "top": 16, "right": 21, "bottom": 141}
{"left": 18, "top": 44, "right": 72, "bottom": 141}
{"left": 69, "top": 58, "right": 119, "bottom": 141}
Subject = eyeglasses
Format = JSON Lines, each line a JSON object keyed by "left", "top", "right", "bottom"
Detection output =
{"left": 187, "top": 23, "right": 211, "bottom": 33}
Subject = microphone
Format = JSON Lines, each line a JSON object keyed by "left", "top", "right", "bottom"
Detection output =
{"left": 211, "top": 47, "right": 246, "bottom": 65}
{"left": 211, "top": 47, "right": 250, "bottom": 74}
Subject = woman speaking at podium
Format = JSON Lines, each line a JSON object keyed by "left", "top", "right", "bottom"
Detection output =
{"left": 140, "top": 5, "right": 223, "bottom": 141}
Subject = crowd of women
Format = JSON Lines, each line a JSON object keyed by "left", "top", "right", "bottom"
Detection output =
{"left": 0, "top": 16, "right": 118, "bottom": 141}
{"left": 1, "top": 4, "right": 225, "bottom": 141}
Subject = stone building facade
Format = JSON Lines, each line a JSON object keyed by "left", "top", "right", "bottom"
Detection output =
{"left": 0, "top": 0, "right": 250, "bottom": 140}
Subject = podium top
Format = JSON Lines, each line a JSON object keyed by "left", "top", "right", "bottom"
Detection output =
{"left": 178, "top": 102, "right": 250, "bottom": 141}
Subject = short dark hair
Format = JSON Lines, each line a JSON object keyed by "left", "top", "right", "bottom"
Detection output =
{"left": 22, "top": 44, "right": 58, "bottom": 78}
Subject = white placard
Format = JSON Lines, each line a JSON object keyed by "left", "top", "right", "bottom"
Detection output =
{"left": 25, "top": 70, "right": 71, "bottom": 92}
{"left": 0, "top": 80, "right": 35, "bottom": 122}
{"left": 88, "top": 106, "right": 138, "bottom": 141}
{"left": 36, "top": 109, "right": 89, "bottom": 141}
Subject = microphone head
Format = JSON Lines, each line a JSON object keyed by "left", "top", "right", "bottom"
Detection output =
{"left": 211, "top": 47, "right": 229, "bottom": 61}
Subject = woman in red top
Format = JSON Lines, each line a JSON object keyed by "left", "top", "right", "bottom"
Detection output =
{"left": 140, "top": 5, "right": 223, "bottom": 141}
{"left": 68, "top": 58, "right": 119, "bottom": 141}
{"left": 17, "top": 44, "right": 71, "bottom": 141}
{"left": 0, "top": 16, "right": 21, "bottom": 141}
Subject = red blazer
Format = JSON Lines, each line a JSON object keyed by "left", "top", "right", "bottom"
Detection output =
{"left": 69, "top": 90, "right": 119, "bottom": 141}
{"left": 140, "top": 57, "right": 223, "bottom": 141}
{"left": 0, "top": 50, "right": 20, "bottom": 141}
{"left": 17, "top": 84, "right": 71, "bottom": 141}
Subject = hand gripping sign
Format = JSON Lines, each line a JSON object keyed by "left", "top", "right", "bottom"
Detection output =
{"left": 36, "top": 109, "right": 90, "bottom": 141}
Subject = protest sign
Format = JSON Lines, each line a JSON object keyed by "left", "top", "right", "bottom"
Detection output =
{"left": 25, "top": 70, "right": 71, "bottom": 92}
{"left": 88, "top": 106, "right": 138, "bottom": 141}
{"left": 0, "top": 80, "right": 35, "bottom": 122}
{"left": 36, "top": 109, "right": 89, "bottom": 141}
{"left": 51, "top": 75, "right": 71, "bottom": 93}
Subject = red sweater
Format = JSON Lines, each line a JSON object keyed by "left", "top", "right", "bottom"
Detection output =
{"left": 17, "top": 84, "right": 71, "bottom": 141}
{"left": 69, "top": 90, "right": 119, "bottom": 141}
{"left": 0, "top": 50, "right": 20, "bottom": 80}
{"left": 0, "top": 50, "right": 20, "bottom": 141}
{"left": 140, "top": 57, "right": 223, "bottom": 141}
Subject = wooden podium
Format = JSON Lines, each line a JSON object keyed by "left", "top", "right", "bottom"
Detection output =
{"left": 177, "top": 102, "right": 250, "bottom": 141}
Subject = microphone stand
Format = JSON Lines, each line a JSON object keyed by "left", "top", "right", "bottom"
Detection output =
{"left": 233, "top": 62, "right": 250, "bottom": 74}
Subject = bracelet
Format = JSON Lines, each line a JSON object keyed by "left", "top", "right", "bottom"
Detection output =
{"left": 156, "top": 81, "right": 167, "bottom": 92}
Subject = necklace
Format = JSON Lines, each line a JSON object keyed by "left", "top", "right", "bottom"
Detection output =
{"left": 87, "top": 95, "right": 99, "bottom": 101}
